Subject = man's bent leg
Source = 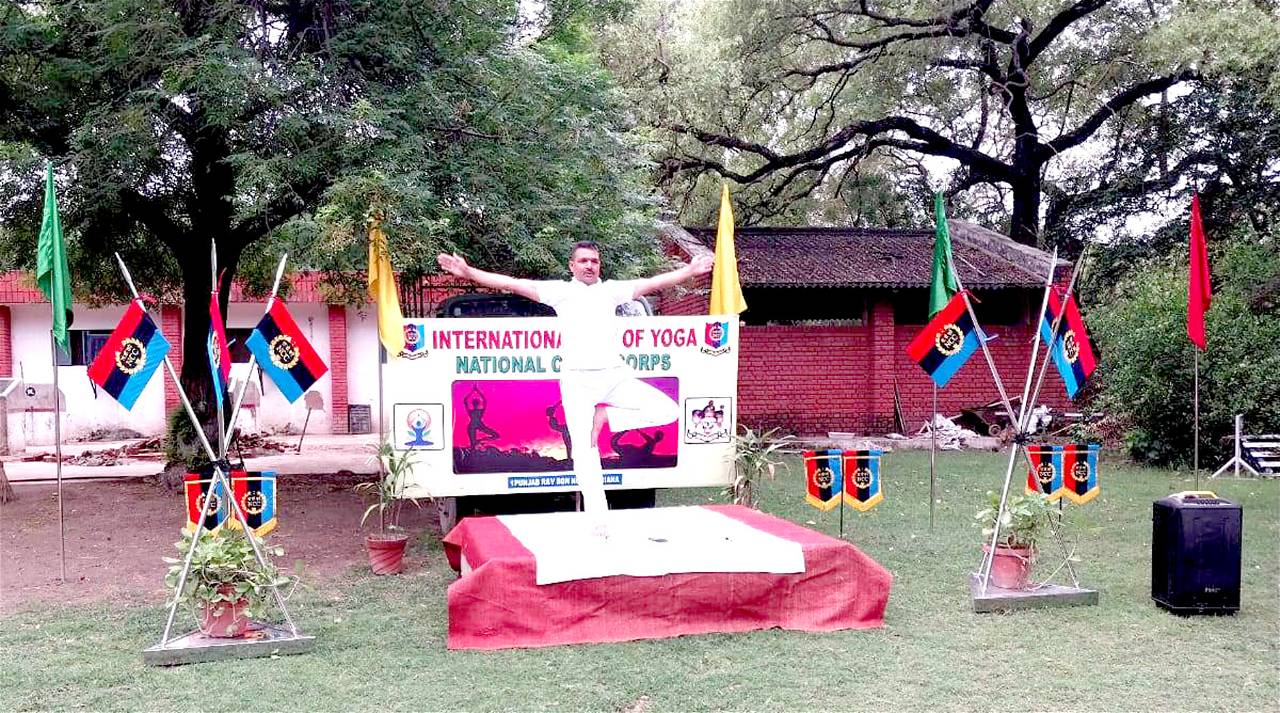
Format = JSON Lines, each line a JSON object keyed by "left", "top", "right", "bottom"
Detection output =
{"left": 560, "top": 373, "right": 609, "bottom": 516}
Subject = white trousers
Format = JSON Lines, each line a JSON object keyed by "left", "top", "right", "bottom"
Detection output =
{"left": 559, "top": 367, "right": 680, "bottom": 514}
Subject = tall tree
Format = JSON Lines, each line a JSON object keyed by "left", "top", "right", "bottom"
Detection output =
{"left": 602, "top": 0, "right": 1277, "bottom": 244}
{"left": 0, "top": 1, "right": 658, "bottom": 426}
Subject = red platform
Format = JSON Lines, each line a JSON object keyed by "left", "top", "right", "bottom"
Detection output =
{"left": 443, "top": 504, "right": 892, "bottom": 650}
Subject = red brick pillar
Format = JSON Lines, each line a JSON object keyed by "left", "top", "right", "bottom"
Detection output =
{"left": 161, "top": 304, "right": 183, "bottom": 414}
{"left": 0, "top": 306, "right": 11, "bottom": 378}
{"left": 868, "top": 296, "right": 897, "bottom": 432}
{"left": 327, "top": 305, "right": 349, "bottom": 434}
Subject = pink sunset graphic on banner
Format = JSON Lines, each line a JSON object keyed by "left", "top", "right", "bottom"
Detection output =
{"left": 451, "top": 378, "right": 679, "bottom": 474}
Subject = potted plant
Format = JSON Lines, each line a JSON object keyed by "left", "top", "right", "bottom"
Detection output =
{"left": 163, "top": 528, "right": 293, "bottom": 637}
{"left": 974, "top": 490, "right": 1053, "bottom": 590}
{"left": 725, "top": 425, "right": 795, "bottom": 509}
{"left": 355, "top": 442, "right": 423, "bottom": 574}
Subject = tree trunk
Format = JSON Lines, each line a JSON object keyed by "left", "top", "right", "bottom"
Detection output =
{"left": 1009, "top": 170, "right": 1043, "bottom": 247}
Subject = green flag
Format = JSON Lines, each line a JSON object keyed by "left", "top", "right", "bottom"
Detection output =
{"left": 37, "top": 161, "right": 73, "bottom": 352}
{"left": 928, "top": 192, "right": 959, "bottom": 317}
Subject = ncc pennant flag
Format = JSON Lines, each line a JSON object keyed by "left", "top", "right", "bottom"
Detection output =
{"left": 1061, "top": 443, "right": 1101, "bottom": 504}
{"left": 183, "top": 469, "right": 230, "bottom": 534}
{"left": 842, "top": 449, "right": 884, "bottom": 512}
{"left": 1025, "top": 445, "right": 1064, "bottom": 501}
{"left": 208, "top": 291, "right": 231, "bottom": 403}
{"left": 803, "top": 449, "right": 843, "bottom": 511}
{"left": 87, "top": 301, "right": 171, "bottom": 410}
{"left": 229, "top": 470, "right": 278, "bottom": 537}
{"left": 906, "top": 291, "right": 979, "bottom": 388}
{"left": 246, "top": 301, "right": 328, "bottom": 403}
{"left": 1040, "top": 286, "right": 1097, "bottom": 399}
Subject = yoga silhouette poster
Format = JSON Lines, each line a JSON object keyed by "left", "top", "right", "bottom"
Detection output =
{"left": 450, "top": 378, "right": 679, "bottom": 474}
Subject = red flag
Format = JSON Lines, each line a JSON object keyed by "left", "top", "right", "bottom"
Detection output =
{"left": 1187, "top": 194, "right": 1212, "bottom": 350}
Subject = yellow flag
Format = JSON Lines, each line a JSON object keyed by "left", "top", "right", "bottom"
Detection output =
{"left": 709, "top": 184, "right": 747, "bottom": 315}
{"left": 367, "top": 214, "right": 406, "bottom": 355}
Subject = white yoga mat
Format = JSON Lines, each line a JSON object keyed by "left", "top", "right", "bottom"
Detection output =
{"left": 497, "top": 506, "right": 806, "bottom": 585}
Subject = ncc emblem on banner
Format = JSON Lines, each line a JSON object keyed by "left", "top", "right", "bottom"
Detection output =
{"left": 1025, "top": 445, "right": 1065, "bottom": 501}
{"left": 803, "top": 449, "right": 843, "bottom": 511}
{"left": 400, "top": 323, "right": 428, "bottom": 360}
{"left": 841, "top": 449, "right": 884, "bottom": 511}
{"left": 700, "top": 321, "right": 731, "bottom": 356}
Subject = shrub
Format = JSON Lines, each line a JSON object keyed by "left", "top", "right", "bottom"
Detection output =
{"left": 1090, "top": 239, "right": 1280, "bottom": 466}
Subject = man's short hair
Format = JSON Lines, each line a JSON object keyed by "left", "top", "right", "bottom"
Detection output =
{"left": 570, "top": 240, "right": 601, "bottom": 257}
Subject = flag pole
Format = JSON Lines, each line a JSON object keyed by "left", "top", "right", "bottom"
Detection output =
{"left": 210, "top": 241, "right": 226, "bottom": 457}
{"left": 222, "top": 254, "right": 288, "bottom": 457}
{"left": 1194, "top": 348, "right": 1200, "bottom": 489}
{"left": 51, "top": 331, "right": 65, "bottom": 582}
{"left": 929, "top": 384, "right": 937, "bottom": 532}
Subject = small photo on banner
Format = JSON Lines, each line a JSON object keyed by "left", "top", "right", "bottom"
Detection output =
{"left": 841, "top": 449, "right": 883, "bottom": 511}
{"left": 228, "top": 470, "right": 278, "bottom": 536}
{"left": 803, "top": 449, "right": 843, "bottom": 511}
{"left": 1025, "top": 445, "right": 1064, "bottom": 501}
{"left": 1061, "top": 443, "right": 1101, "bottom": 504}
{"left": 183, "top": 468, "right": 230, "bottom": 534}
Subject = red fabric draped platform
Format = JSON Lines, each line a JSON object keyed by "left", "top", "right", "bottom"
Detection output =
{"left": 443, "top": 505, "right": 892, "bottom": 650}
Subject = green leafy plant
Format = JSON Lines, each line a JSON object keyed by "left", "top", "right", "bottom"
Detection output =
{"left": 974, "top": 490, "right": 1053, "bottom": 550}
{"left": 163, "top": 528, "right": 293, "bottom": 625}
{"left": 355, "top": 441, "right": 424, "bottom": 534}
{"left": 726, "top": 425, "right": 795, "bottom": 508}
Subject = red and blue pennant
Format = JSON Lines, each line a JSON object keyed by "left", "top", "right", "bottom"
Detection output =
{"left": 208, "top": 292, "right": 231, "bottom": 403}
{"left": 803, "top": 449, "right": 843, "bottom": 511}
{"left": 906, "top": 292, "right": 979, "bottom": 388}
{"left": 1061, "top": 443, "right": 1101, "bottom": 504}
{"left": 87, "top": 301, "right": 171, "bottom": 410}
{"left": 1025, "top": 445, "right": 1065, "bottom": 501}
{"left": 229, "top": 470, "right": 278, "bottom": 537}
{"left": 841, "top": 449, "right": 884, "bottom": 511}
{"left": 1040, "top": 287, "right": 1097, "bottom": 399}
{"left": 183, "top": 467, "right": 230, "bottom": 534}
{"left": 246, "top": 301, "right": 328, "bottom": 403}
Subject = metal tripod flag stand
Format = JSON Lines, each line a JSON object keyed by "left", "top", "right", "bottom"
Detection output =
{"left": 124, "top": 251, "right": 313, "bottom": 665}
{"left": 952, "top": 250, "right": 1100, "bottom": 612}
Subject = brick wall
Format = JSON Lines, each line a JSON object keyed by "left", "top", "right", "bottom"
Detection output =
{"left": 328, "top": 305, "right": 349, "bottom": 434}
{"left": 161, "top": 304, "right": 182, "bottom": 414}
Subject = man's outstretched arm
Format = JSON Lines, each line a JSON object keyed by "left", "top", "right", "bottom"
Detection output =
{"left": 437, "top": 253, "right": 540, "bottom": 301}
{"left": 630, "top": 253, "right": 714, "bottom": 299}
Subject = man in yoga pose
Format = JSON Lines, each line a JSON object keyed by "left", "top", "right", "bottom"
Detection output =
{"left": 438, "top": 242, "right": 712, "bottom": 528}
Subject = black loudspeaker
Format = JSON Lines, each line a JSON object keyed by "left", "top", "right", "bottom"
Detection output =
{"left": 1152, "top": 493, "right": 1242, "bottom": 615}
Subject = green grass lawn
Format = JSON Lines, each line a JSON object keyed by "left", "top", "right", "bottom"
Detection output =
{"left": 2, "top": 451, "right": 1276, "bottom": 711}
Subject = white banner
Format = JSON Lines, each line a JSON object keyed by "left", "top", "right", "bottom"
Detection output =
{"left": 384, "top": 315, "right": 739, "bottom": 497}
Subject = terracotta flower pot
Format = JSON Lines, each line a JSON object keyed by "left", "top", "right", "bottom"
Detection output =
{"left": 365, "top": 533, "right": 410, "bottom": 575}
{"left": 983, "top": 544, "right": 1035, "bottom": 590}
{"left": 200, "top": 584, "right": 250, "bottom": 638}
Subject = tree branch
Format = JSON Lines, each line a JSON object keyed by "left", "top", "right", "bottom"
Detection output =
{"left": 1047, "top": 69, "right": 1201, "bottom": 154}
{"left": 1027, "top": 0, "right": 1111, "bottom": 65}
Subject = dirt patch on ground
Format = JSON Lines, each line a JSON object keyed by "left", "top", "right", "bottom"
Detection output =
{"left": 0, "top": 473, "right": 439, "bottom": 615}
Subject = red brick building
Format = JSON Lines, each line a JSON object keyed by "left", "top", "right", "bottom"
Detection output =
{"left": 656, "top": 221, "right": 1071, "bottom": 437}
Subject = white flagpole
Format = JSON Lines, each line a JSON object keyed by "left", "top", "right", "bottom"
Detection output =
{"left": 51, "top": 330, "right": 65, "bottom": 582}
{"left": 1187, "top": 348, "right": 1198, "bottom": 486}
